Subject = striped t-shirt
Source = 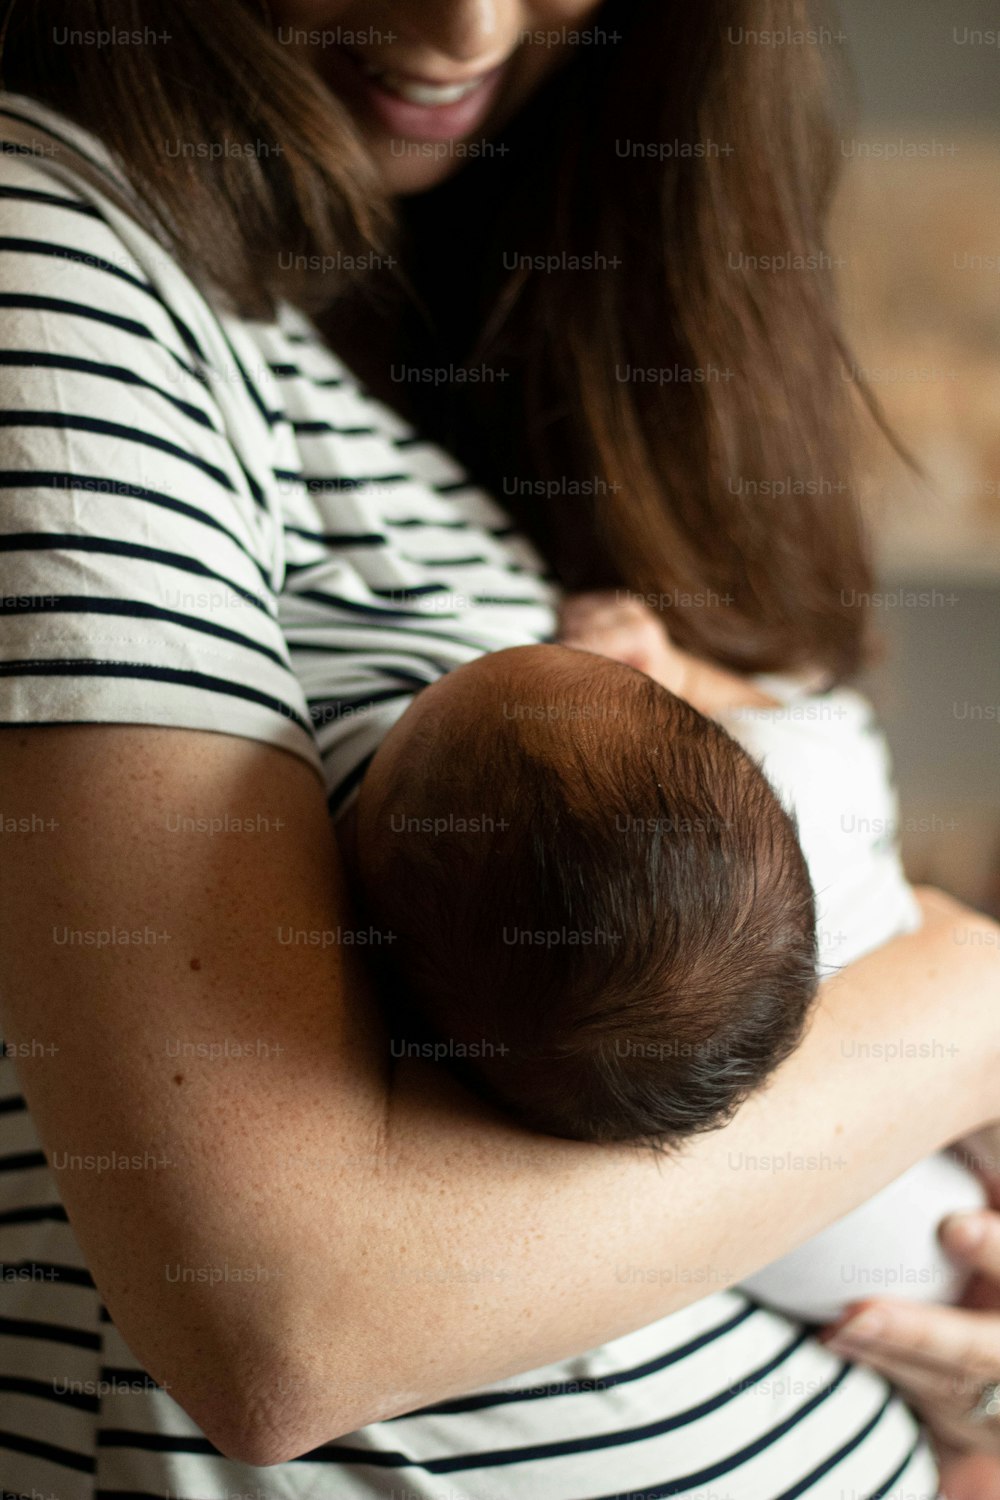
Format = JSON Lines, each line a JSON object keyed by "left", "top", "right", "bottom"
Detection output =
{"left": 0, "top": 93, "right": 940, "bottom": 1500}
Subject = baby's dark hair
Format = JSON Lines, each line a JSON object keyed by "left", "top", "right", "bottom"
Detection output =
{"left": 357, "top": 645, "right": 818, "bottom": 1150}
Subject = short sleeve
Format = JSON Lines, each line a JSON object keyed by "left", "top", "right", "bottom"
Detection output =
{"left": 0, "top": 153, "right": 319, "bottom": 773}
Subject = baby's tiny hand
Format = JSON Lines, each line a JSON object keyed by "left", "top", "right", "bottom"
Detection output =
{"left": 558, "top": 591, "right": 688, "bottom": 692}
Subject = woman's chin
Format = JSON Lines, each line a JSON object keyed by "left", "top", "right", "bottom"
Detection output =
{"left": 371, "top": 146, "right": 465, "bottom": 196}
{"left": 364, "top": 133, "right": 482, "bottom": 196}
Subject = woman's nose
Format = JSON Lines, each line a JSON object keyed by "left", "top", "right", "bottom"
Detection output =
{"left": 385, "top": 0, "right": 521, "bottom": 64}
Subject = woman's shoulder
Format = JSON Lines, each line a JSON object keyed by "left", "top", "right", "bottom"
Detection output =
{"left": 0, "top": 91, "right": 165, "bottom": 264}
{"left": 0, "top": 94, "right": 229, "bottom": 369}
{"left": 0, "top": 93, "right": 325, "bottom": 769}
{"left": 0, "top": 92, "right": 334, "bottom": 387}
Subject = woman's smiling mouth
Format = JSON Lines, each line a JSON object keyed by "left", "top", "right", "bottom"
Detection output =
{"left": 332, "top": 46, "right": 509, "bottom": 140}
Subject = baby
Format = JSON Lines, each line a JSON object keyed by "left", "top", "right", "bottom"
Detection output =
{"left": 354, "top": 631, "right": 820, "bottom": 1148}
{"left": 349, "top": 592, "right": 985, "bottom": 1321}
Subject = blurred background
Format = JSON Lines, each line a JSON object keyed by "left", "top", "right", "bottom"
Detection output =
{"left": 831, "top": 0, "right": 1000, "bottom": 914}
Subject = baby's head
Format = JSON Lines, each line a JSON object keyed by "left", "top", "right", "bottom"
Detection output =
{"left": 356, "top": 644, "right": 817, "bottom": 1149}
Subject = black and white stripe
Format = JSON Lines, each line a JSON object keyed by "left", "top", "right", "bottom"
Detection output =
{"left": 0, "top": 93, "right": 940, "bottom": 1499}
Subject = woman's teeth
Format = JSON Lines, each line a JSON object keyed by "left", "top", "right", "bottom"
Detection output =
{"left": 362, "top": 65, "right": 484, "bottom": 108}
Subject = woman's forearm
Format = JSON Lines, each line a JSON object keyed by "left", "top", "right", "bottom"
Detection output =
{"left": 2, "top": 727, "right": 996, "bottom": 1466}
{"left": 299, "top": 891, "right": 995, "bottom": 1455}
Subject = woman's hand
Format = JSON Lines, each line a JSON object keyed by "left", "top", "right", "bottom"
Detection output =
{"left": 558, "top": 590, "right": 778, "bottom": 712}
{"left": 825, "top": 1209, "right": 1000, "bottom": 1458}
{"left": 558, "top": 590, "right": 690, "bottom": 690}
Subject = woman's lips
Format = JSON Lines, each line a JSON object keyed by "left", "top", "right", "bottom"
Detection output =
{"left": 328, "top": 47, "right": 507, "bottom": 142}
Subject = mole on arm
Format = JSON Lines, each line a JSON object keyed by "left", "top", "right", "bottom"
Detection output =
{"left": 189, "top": 957, "right": 202, "bottom": 971}
{"left": 172, "top": 1074, "right": 184, "bottom": 1086}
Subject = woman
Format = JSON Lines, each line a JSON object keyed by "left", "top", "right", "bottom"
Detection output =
{"left": 0, "top": 2, "right": 997, "bottom": 1497}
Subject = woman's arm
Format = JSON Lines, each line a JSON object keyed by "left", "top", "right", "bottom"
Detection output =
{"left": 1, "top": 724, "right": 997, "bottom": 1466}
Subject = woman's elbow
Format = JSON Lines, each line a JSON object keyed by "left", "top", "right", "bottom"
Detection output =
{"left": 173, "top": 1360, "right": 354, "bottom": 1467}
{"left": 198, "top": 1399, "right": 322, "bottom": 1469}
{"left": 153, "top": 1316, "right": 395, "bottom": 1466}
{"left": 110, "top": 1295, "right": 360, "bottom": 1466}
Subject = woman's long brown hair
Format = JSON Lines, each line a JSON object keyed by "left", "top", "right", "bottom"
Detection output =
{"left": 1, "top": 0, "right": 876, "bottom": 680}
